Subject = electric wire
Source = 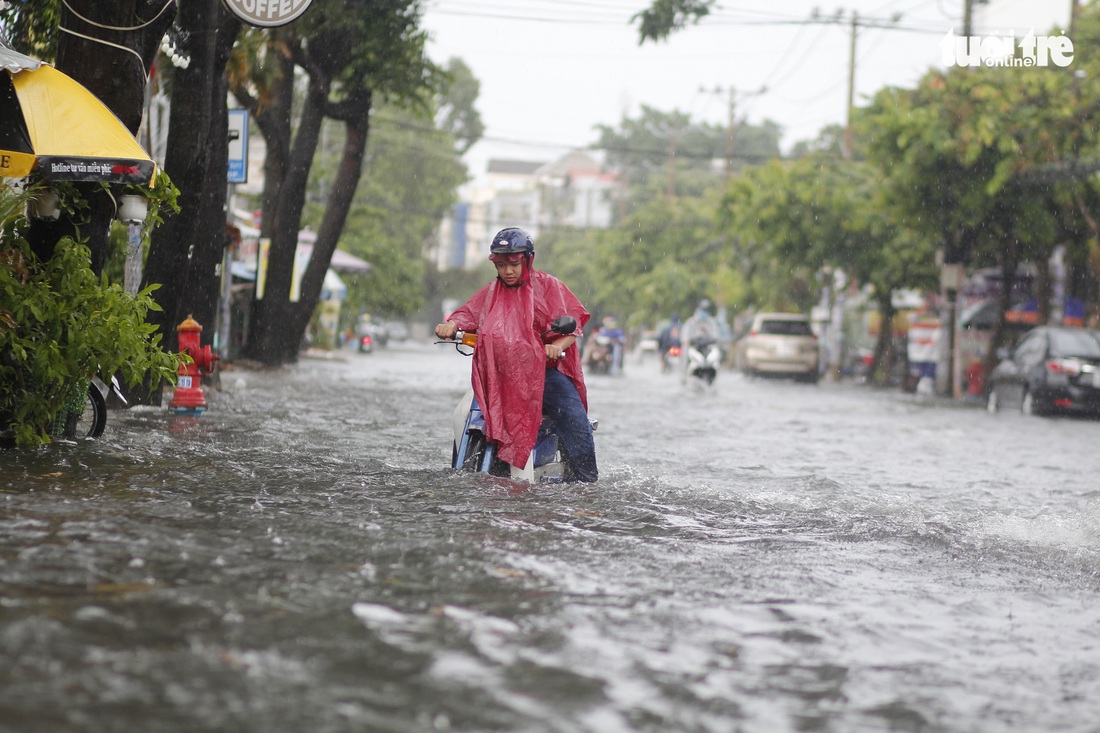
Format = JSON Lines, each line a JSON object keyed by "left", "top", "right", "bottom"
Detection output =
{"left": 56, "top": 0, "right": 175, "bottom": 75}
{"left": 318, "top": 2, "right": 982, "bottom": 177}
{"left": 425, "top": 0, "right": 949, "bottom": 34}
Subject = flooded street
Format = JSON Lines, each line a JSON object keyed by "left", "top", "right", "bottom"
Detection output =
{"left": 3, "top": 341, "right": 1100, "bottom": 733}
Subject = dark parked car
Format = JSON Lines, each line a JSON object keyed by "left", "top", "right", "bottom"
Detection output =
{"left": 986, "top": 326, "right": 1100, "bottom": 416}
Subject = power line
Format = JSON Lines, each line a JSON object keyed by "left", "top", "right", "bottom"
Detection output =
{"left": 426, "top": 1, "right": 949, "bottom": 35}
{"left": 375, "top": 104, "right": 794, "bottom": 164}
{"left": 758, "top": 22, "right": 833, "bottom": 93}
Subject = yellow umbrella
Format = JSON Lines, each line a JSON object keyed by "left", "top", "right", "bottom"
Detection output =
{"left": 0, "top": 64, "right": 156, "bottom": 186}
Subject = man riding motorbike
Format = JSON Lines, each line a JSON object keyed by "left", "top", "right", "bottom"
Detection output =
{"left": 680, "top": 299, "right": 720, "bottom": 384}
{"left": 434, "top": 227, "right": 599, "bottom": 483}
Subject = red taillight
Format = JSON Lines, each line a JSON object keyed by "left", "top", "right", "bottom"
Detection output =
{"left": 749, "top": 329, "right": 759, "bottom": 336}
{"left": 862, "top": 355, "right": 873, "bottom": 365}
{"left": 1054, "top": 398, "right": 1074, "bottom": 407}
{"left": 669, "top": 346, "right": 682, "bottom": 356}
{"left": 1046, "top": 358, "right": 1080, "bottom": 376}
{"left": 361, "top": 335, "right": 372, "bottom": 345}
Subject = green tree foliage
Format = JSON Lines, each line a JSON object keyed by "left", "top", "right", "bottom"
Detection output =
{"left": 724, "top": 158, "right": 839, "bottom": 314}
{"left": 297, "top": 55, "right": 475, "bottom": 324}
{"left": 437, "top": 57, "right": 484, "bottom": 156}
{"left": 632, "top": 0, "right": 715, "bottom": 43}
{"left": 594, "top": 105, "right": 781, "bottom": 206}
{"left": 542, "top": 106, "right": 779, "bottom": 328}
{"left": 304, "top": 103, "right": 467, "bottom": 322}
{"left": 0, "top": 187, "right": 180, "bottom": 446}
{"left": 724, "top": 156, "right": 937, "bottom": 380}
{"left": 861, "top": 19, "right": 1100, "bottom": 349}
{"left": 540, "top": 191, "right": 736, "bottom": 328}
{"left": 0, "top": 0, "right": 61, "bottom": 60}
{"left": 788, "top": 124, "right": 849, "bottom": 159}
{"left": 231, "top": 0, "right": 444, "bottom": 364}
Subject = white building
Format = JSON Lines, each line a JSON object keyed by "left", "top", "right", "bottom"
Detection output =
{"left": 437, "top": 150, "right": 621, "bottom": 270}
{"left": 534, "top": 150, "right": 618, "bottom": 231}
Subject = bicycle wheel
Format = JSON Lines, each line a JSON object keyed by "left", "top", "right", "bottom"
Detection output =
{"left": 71, "top": 383, "right": 107, "bottom": 439}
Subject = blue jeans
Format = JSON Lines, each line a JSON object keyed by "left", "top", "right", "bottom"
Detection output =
{"left": 542, "top": 368, "right": 599, "bottom": 482}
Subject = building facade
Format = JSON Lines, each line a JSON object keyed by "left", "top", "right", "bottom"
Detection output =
{"left": 436, "top": 150, "right": 621, "bottom": 270}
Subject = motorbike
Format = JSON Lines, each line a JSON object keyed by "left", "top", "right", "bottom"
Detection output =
{"left": 440, "top": 316, "right": 596, "bottom": 483}
{"left": 685, "top": 335, "right": 721, "bottom": 387}
{"left": 60, "top": 374, "right": 127, "bottom": 440}
{"left": 585, "top": 333, "right": 615, "bottom": 375}
{"left": 661, "top": 343, "right": 682, "bottom": 373}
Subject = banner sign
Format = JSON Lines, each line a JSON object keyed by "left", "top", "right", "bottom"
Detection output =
{"left": 222, "top": 0, "right": 313, "bottom": 27}
{"left": 256, "top": 238, "right": 271, "bottom": 300}
{"left": 227, "top": 109, "right": 248, "bottom": 184}
{"left": 290, "top": 244, "right": 311, "bottom": 303}
{"left": 38, "top": 156, "right": 155, "bottom": 186}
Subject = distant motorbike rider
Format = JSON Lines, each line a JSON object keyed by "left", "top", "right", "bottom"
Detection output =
{"left": 680, "top": 300, "right": 720, "bottom": 383}
{"left": 434, "top": 227, "right": 598, "bottom": 482}
{"left": 586, "top": 316, "right": 626, "bottom": 375}
{"left": 657, "top": 313, "right": 682, "bottom": 372}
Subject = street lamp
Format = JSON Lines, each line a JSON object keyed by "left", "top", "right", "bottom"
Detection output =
{"left": 30, "top": 190, "right": 60, "bottom": 221}
{"left": 117, "top": 194, "right": 149, "bottom": 295}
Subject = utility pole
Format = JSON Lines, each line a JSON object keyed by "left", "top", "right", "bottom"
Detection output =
{"left": 665, "top": 134, "right": 676, "bottom": 201}
{"left": 942, "top": 0, "right": 983, "bottom": 398}
{"left": 700, "top": 85, "right": 765, "bottom": 179}
{"left": 844, "top": 11, "right": 857, "bottom": 159}
{"left": 808, "top": 9, "right": 899, "bottom": 159}
{"left": 724, "top": 87, "right": 735, "bottom": 181}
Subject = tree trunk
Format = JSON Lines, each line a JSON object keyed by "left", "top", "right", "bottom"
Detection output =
{"left": 242, "top": 75, "right": 329, "bottom": 364}
{"left": 290, "top": 106, "right": 372, "bottom": 342}
{"left": 231, "top": 1, "right": 415, "bottom": 366}
{"left": 258, "top": 51, "right": 295, "bottom": 239}
{"left": 58, "top": 0, "right": 168, "bottom": 131}
{"left": 869, "top": 288, "right": 896, "bottom": 386}
{"left": 1034, "top": 255, "right": 1052, "bottom": 325}
{"left": 1072, "top": 187, "right": 1100, "bottom": 327}
{"left": 138, "top": 0, "right": 240, "bottom": 403}
{"left": 984, "top": 242, "right": 1022, "bottom": 394}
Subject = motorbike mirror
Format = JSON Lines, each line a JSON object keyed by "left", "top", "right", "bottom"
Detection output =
{"left": 548, "top": 316, "right": 577, "bottom": 335}
{"left": 110, "top": 375, "right": 129, "bottom": 405}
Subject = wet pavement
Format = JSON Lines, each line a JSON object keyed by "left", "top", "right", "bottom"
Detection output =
{"left": 3, "top": 341, "right": 1099, "bottom": 732}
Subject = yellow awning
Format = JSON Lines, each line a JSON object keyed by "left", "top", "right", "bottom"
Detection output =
{"left": 1, "top": 65, "right": 155, "bottom": 185}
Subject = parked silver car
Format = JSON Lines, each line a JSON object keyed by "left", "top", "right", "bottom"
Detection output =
{"left": 735, "top": 312, "right": 820, "bottom": 382}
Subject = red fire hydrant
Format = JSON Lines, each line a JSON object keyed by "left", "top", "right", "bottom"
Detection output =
{"left": 168, "top": 315, "right": 219, "bottom": 414}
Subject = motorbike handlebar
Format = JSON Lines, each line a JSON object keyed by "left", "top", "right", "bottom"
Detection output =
{"left": 437, "top": 315, "right": 573, "bottom": 354}
{"left": 454, "top": 331, "right": 478, "bottom": 347}
{"left": 435, "top": 330, "right": 478, "bottom": 355}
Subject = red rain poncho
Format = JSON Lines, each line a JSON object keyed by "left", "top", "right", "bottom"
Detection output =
{"left": 447, "top": 269, "right": 590, "bottom": 469}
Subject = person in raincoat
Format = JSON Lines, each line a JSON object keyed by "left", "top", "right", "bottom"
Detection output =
{"left": 434, "top": 227, "right": 598, "bottom": 482}
{"left": 680, "top": 299, "right": 720, "bottom": 384}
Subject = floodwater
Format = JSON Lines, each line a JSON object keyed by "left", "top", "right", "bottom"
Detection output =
{"left": 3, "top": 341, "right": 1099, "bottom": 733}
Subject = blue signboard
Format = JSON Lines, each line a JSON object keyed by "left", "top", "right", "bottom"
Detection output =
{"left": 227, "top": 109, "right": 249, "bottom": 184}
{"left": 451, "top": 202, "right": 469, "bottom": 269}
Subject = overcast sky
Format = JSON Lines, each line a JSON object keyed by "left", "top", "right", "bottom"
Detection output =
{"left": 420, "top": 0, "right": 1071, "bottom": 183}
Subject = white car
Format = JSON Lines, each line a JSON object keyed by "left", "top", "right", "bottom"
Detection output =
{"left": 736, "top": 312, "right": 820, "bottom": 382}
